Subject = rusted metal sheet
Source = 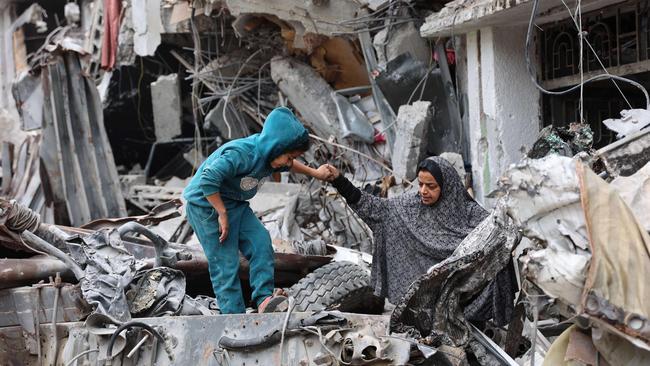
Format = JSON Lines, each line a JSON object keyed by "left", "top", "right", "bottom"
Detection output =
{"left": 40, "top": 50, "right": 126, "bottom": 226}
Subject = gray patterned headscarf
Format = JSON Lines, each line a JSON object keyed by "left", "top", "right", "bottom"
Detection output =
{"left": 390, "top": 156, "right": 488, "bottom": 260}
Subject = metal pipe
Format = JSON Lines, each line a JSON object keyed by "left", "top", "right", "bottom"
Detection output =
{"left": 118, "top": 222, "right": 178, "bottom": 267}
{"left": 64, "top": 349, "right": 99, "bottom": 366}
{"left": 0, "top": 257, "right": 74, "bottom": 289}
{"left": 52, "top": 282, "right": 61, "bottom": 365}
{"left": 127, "top": 333, "right": 150, "bottom": 358}
{"left": 20, "top": 230, "right": 84, "bottom": 280}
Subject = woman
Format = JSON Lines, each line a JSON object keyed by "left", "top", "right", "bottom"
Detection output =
{"left": 326, "top": 156, "right": 513, "bottom": 323}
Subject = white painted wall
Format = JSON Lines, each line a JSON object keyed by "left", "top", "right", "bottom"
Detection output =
{"left": 0, "top": 3, "right": 27, "bottom": 148}
{"left": 0, "top": 3, "right": 17, "bottom": 112}
{"left": 464, "top": 26, "right": 541, "bottom": 205}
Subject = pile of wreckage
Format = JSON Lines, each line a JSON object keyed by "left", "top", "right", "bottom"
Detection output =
{"left": 1, "top": 0, "right": 650, "bottom": 365}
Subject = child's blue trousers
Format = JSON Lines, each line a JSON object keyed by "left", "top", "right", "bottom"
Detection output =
{"left": 185, "top": 200, "right": 274, "bottom": 314}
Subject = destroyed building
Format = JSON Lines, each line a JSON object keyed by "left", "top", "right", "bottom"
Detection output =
{"left": 420, "top": 0, "right": 650, "bottom": 200}
{"left": 0, "top": 0, "right": 649, "bottom": 365}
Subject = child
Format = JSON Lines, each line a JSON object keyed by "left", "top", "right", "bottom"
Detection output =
{"left": 183, "top": 107, "right": 331, "bottom": 314}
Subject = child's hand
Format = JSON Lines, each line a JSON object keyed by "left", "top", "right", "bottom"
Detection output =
{"left": 218, "top": 214, "right": 229, "bottom": 243}
{"left": 314, "top": 164, "right": 334, "bottom": 181}
{"left": 325, "top": 164, "right": 340, "bottom": 180}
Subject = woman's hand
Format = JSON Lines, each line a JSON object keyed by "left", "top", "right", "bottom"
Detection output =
{"left": 218, "top": 213, "right": 229, "bottom": 243}
{"left": 314, "top": 164, "right": 334, "bottom": 181}
{"left": 325, "top": 164, "right": 340, "bottom": 180}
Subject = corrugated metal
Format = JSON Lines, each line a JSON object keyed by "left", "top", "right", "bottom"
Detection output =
{"left": 40, "top": 51, "right": 126, "bottom": 226}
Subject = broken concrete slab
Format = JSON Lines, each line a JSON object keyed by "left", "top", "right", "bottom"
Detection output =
{"left": 132, "top": 0, "right": 163, "bottom": 56}
{"left": 373, "top": 22, "right": 431, "bottom": 66}
{"left": 150, "top": 73, "right": 182, "bottom": 141}
{"left": 391, "top": 101, "right": 433, "bottom": 180}
{"left": 249, "top": 182, "right": 302, "bottom": 216}
{"left": 439, "top": 152, "right": 466, "bottom": 183}
{"left": 270, "top": 56, "right": 340, "bottom": 138}
{"left": 375, "top": 51, "right": 463, "bottom": 156}
{"left": 226, "top": 0, "right": 359, "bottom": 37}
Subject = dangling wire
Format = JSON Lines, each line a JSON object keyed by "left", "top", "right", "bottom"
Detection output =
{"left": 577, "top": 0, "right": 584, "bottom": 123}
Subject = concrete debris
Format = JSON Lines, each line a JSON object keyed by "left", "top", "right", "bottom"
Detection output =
{"left": 500, "top": 156, "right": 589, "bottom": 308}
{"left": 375, "top": 51, "right": 464, "bottom": 157}
{"left": 132, "top": 0, "right": 163, "bottom": 56}
{"left": 226, "top": 0, "right": 360, "bottom": 37}
{"left": 249, "top": 181, "right": 302, "bottom": 216}
{"left": 270, "top": 56, "right": 340, "bottom": 139}
{"left": 332, "top": 86, "right": 376, "bottom": 144}
{"left": 597, "top": 128, "right": 650, "bottom": 178}
{"left": 527, "top": 123, "right": 594, "bottom": 159}
{"left": 309, "top": 37, "right": 370, "bottom": 90}
{"left": 391, "top": 101, "right": 433, "bottom": 180}
{"left": 603, "top": 109, "right": 650, "bottom": 139}
{"left": 5, "top": 0, "right": 650, "bottom": 365}
{"left": 373, "top": 22, "right": 431, "bottom": 67}
{"left": 64, "top": 2, "right": 81, "bottom": 25}
{"left": 150, "top": 74, "right": 182, "bottom": 141}
{"left": 439, "top": 151, "right": 466, "bottom": 183}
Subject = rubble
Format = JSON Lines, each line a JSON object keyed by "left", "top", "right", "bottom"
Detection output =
{"left": 391, "top": 101, "right": 433, "bottom": 180}
{"left": 132, "top": 0, "right": 163, "bottom": 56}
{"left": 603, "top": 109, "right": 650, "bottom": 139}
{"left": 3, "top": 0, "right": 650, "bottom": 364}
{"left": 499, "top": 153, "right": 650, "bottom": 365}
{"left": 270, "top": 56, "right": 341, "bottom": 139}
{"left": 150, "top": 73, "right": 182, "bottom": 141}
{"left": 226, "top": 0, "right": 361, "bottom": 38}
{"left": 500, "top": 156, "right": 589, "bottom": 308}
{"left": 610, "top": 162, "right": 650, "bottom": 231}
{"left": 40, "top": 48, "right": 127, "bottom": 225}
{"left": 373, "top": 21, "right": 431, "bottom": 67}
{"left": 597, "top": 128, "right": 650, "bottom": 177}
{"left": 527, "top": 123, "right": 594, "bottom": 159}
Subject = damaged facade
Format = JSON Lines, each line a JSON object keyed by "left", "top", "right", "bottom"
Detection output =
{"left": 0, "top": 0, "right": 649, "bottom": 365}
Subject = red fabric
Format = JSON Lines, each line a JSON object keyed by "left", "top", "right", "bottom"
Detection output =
{"left": 101, "top": 0, "right": 122, "bottom": 70}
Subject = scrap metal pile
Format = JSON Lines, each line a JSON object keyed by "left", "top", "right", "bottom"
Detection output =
{"left": 1, "top": 0, "right": 650, "bottom": 365}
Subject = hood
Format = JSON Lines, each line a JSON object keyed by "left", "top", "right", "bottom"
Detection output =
{"left": 257, "top": 107, "right": 309, "bottom": 161}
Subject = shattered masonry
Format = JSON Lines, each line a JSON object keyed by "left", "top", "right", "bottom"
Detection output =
{"left": 1, "top": 0, "right": 650, "bottom": 365}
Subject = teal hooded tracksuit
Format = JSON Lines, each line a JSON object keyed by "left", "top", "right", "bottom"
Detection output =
{"left": 183, "top": 107, "right": 309, "bottom": 314}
